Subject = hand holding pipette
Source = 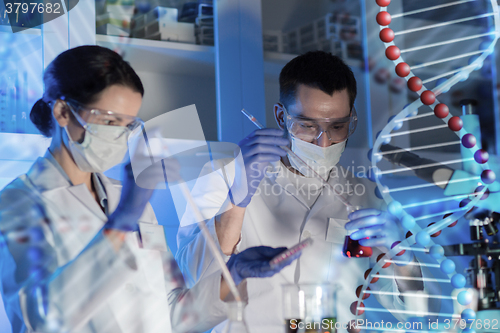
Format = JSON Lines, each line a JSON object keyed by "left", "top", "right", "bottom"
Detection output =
{"left": 241, "top": 109, "right": 355, "bottom": 211}
{"left": 234, "top": 127, "right": 289, "bottom": 207}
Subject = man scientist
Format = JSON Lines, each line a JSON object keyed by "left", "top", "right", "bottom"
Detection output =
{"left": 176, "top": 51, "right": 426, "bottom": 333}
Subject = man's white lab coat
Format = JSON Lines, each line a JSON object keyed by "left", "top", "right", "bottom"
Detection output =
{"left": 177, "top": 160, "right": 413, "bottom": 333}
{"left": 0, "top": 151, "right": 227, "bottom": 333}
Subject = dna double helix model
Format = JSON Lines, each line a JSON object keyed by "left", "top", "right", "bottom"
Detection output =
{"left": 351, "top": 0, "right": 500, "bottom": 331}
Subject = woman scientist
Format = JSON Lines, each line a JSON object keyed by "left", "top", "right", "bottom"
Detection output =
{"left": 0, "top": 45, "right": 296, "bottom": 333}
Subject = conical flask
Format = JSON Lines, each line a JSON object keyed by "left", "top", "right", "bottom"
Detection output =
{"left": 222, "top": 301, "right": 250, "bottom": 333}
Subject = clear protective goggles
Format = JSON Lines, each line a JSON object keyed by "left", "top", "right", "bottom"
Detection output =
{"left": 63, "top": 98, "right": 144, "bottom": 141}
{"left": 283, "top": 105, "right": 358, "bottom": 143}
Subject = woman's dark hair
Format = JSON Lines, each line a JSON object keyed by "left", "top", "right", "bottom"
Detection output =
{"left": 279, "top": 51, "right": 357, "bottom": 110}
{"left": 30, "top": 45, "right": 144, "bottom": 137}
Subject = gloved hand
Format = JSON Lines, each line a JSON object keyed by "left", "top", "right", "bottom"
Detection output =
{"left": 345, "top": 208, "right": 404, "bottom": 252}
{"left": 226, "top": 246, "right": 301, "bottom": 286}
{"left": 105, "top": 131, "right": 181, "bottom": 232}
{"left": 233, "top": 129, "right": 289, "bottom": 207}
{"left": 105, "top": 162, "right": 154, "bottom": 232}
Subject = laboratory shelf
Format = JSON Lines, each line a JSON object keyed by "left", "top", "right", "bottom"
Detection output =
{"left": 96, "top": 34, "right": 215, "bottom": 77}
{"left": 95, "top": 36, "right": 305, "bottom": 78}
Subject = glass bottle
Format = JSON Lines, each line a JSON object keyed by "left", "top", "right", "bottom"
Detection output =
{"left": 222, "top": 301, "right": 250, "bottom": 333}
{"left": 282, "top": 283, "right": 339, "bottom": 333}
{"left": 342, "top": 206, "right": 372, "bottom": 258}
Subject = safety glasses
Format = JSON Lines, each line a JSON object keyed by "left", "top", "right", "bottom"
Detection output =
{"left": 283, "top": 105, "right": 357, "bottom": 143}
{"left": 63, "top": 98, "right": 144, "bottom": 141}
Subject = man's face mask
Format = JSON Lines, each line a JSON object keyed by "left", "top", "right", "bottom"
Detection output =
{"left": 281, "top": 105, "right": 357, "bottom": 178}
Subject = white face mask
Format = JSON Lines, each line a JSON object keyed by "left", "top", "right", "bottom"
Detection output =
{"left": 64, "top": 124, "right": 129, "bottom": 173}
{"left": 288, "top": 136, "right": 346, "bottom": 178}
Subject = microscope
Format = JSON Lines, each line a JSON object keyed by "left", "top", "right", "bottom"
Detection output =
{"left": 443, "top": 208, "right": 500, "bottom": 311}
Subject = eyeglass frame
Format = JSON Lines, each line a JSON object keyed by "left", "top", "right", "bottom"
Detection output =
{"left": 279, "top": 103, "right": 358, "bottom": 143}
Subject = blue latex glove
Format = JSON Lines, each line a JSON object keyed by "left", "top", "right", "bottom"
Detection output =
{"left": 234, "top": 129, "right": 289, "bottom": 207}
{"left": 226, "top": 246, "right": 301, "bottom": 285}
{"left": 345, "top": 208, "right": 411, "bottom": 262}
{"left": 106, "top": 159, "right": 180, "bottom": 232}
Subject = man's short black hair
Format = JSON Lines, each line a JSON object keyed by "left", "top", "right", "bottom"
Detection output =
{"left": 279, "top": 51, "right": 357, "bottom": 110}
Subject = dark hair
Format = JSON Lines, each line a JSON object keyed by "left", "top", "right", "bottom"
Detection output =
{"left": 30, "top": 45, "right": 144, "bottom": 137}
{"left": 279, "top": 51, "right": 357, "bottom": 110}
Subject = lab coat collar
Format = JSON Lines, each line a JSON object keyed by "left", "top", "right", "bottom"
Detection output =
{"left": 271, "top": 161, "right": 311, "bottom": 209}
{"left": 26, "top": 150, "right": 122, "bottom": 219}
{"left": 98, "top": 174, "right": 122, "bottom": 214}
{"left": 26, "top": 151, "right": 73, "bottom": 191}
{"left": 270, "top": 160, "right": 339, "bottom": 210}
{"left": 305, "top": 166, "right": 353, "bottom": 223}
{"left": 65, "top": 173, "right": 121, "bottom": 220}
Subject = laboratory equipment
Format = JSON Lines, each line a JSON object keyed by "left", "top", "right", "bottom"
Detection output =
{"left": 221, "top": 301, "right": 249, "bottom": 333}
{"left": 442, "top": 209, "right": 500, "bottom": 310}
{"left": 341, "top": 206, "right": 372, "bottom": 258}
{"left": 282, "top": 283, "right": 338, "bottom": 333}
{"left": 131, "top": 7, "right": 195, "bottom": 42}
{"left": 269, "top": 238, "right": 313, "bottom": 268}
{"left": 178, "top": 0, "right": 212, "bottom": 23}
{"left": 342, "top": 233, "right": 372, "bottom": 258}
{"left": 284, "top": 12, "right": 362, "bottom": 58}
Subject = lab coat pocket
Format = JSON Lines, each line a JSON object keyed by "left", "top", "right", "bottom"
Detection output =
{"left": 325, "top": 218, "right": 348, "bottom": 244}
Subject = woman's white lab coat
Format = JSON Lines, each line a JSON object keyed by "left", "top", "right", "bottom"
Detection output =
{"left": 0, "top": 151, "right": 227, "bottom": 333}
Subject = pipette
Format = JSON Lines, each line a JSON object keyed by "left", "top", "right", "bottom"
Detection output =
{"left": 241, "top": 108, "right": 355, "bottom": 212}
{"left": 141, "top": 136, "right": 243, "bottom": 302}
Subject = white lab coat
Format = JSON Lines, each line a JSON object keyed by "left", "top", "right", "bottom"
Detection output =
{"left": 176, "top": 160, "right": 420, "bottom": 333}
{"left": 0, "top": 151, "right": 228, "bottom": 333}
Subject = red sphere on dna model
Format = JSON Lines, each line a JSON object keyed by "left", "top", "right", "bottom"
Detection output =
{"left": 379, "top": 28, "right": 395, "bottom": 42}
{"left": 364, "top": 269, "right": 380, "bottom": 283}
{"left": 376, "top": 0, "right": 391, "bottom": 7}
{"left": 407, "top": 76, "right": 422, "bottom": 92}
{"left": 376, "top": 253, "right": 392, "bottom": 268}
{"left": 395, "top": 62, "right": 410, "bottom": 77}
{"left": 420, "top": 90, "right": 436, "bottom": 105}
{"left": 434, "top": 103, "right": 449, "bottom": 118}
{"left": 376, "top": 11, "right": 392, "bottom": 26}
{"left": 428, "top": 223, "right": 442, "bottom": 237}
{"left": 391, "top": 241, "right": 406, "bottom": 256}
{"left": 356, "top": 285, "right": 371, "bottom": 300}
{"left": 443, "top": 213, "right": 458, "bottom": 227}
{"left": 385, "top": 45, "right": 400, "bottom": 60}
{"left": 350, "top": 301, "right": 365, "bottom": 315}
{"left": 448, "top": 116, "right": 463, "bottom": 131}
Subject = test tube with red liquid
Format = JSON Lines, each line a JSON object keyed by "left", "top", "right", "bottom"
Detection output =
{"left": 342, "top": 206, "right": 372, "bottom": 258}
{"left": 270, "top": 238, "right": 314, "bottom": 268}
{"left": 342, "top": 233, "right": 373, "bottom": 258}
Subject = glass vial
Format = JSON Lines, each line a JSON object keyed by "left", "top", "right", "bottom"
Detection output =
{"left": 342, "top": 206, "right": 372, "bottom": 258}
{"left": 222, "top": 301, "right": 250, "bottom": 333}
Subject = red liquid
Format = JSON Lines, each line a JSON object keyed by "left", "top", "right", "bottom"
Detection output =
{"left": 342, "top": 236, "right": 372, "bottom": 258}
